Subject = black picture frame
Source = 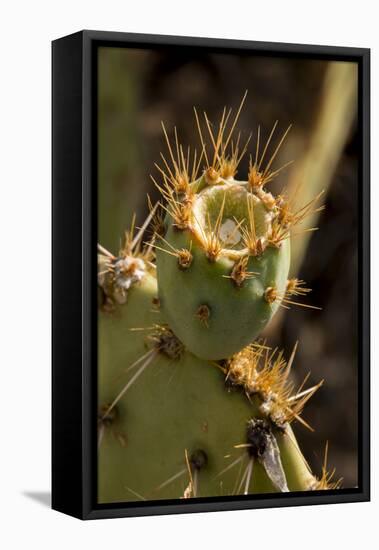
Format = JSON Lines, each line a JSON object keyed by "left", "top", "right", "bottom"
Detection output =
{"left": 52, "top": 30, "right": 370, "bottom": 520}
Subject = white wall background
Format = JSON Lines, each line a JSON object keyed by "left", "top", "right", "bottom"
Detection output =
{"left": 0, "top": 1, "right": 376, "bottom": 548}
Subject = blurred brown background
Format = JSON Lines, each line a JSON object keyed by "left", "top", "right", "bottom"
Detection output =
{"left": 98, "top": 46, "right": 359, "bottom": 488}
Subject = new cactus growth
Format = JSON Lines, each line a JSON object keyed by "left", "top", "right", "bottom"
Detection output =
{"left": 97, "top": 94, "right": 340, "bottom": 503}
{"left": 153, "top": 94, "right": 321, "bottom": 360}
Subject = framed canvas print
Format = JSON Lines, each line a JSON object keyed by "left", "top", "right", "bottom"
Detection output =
{"left": 52, "top": 30, "right": 370, "bottom": 520}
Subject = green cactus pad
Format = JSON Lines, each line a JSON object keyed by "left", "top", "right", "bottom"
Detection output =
{"left": 156, "top": 180, "right": 291, "bottom": 360}
{"left": 98, "top": 269, "right": 314, "bottom": 503}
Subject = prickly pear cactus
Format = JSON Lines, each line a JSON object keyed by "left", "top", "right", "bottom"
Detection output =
{"left": 153, "top": 99, "right": 320, "bottom": 360}
{"left": 97, "top": 95, "right": 340, "bottom": 503}
{"left": 97, "top": 250, "right": 323, "bottom": 501}
{"left": 98, "top": 325, "right": 318, "bottom": 501}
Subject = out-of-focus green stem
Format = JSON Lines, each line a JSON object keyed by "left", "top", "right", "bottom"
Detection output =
{"left": 98, "top": 48, "right": 145, "bottom": 252}
{"left": 289, "top": 61, "right": 358, "bottom": 276}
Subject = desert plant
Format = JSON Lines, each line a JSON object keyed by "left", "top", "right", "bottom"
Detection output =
{"left": 97, "top": 96, "right": 340, "bottom": 503}
{"left": 153, "top": 94, "right": 321, "bottom": 359}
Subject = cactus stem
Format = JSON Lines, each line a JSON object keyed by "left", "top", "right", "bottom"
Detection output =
{"left": 195, "top": 304, "right": 211, "bottom": 328}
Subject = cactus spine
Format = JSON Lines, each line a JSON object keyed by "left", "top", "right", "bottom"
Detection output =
{"left": 97, "top": 94, "right": 340, "bottom": 503}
